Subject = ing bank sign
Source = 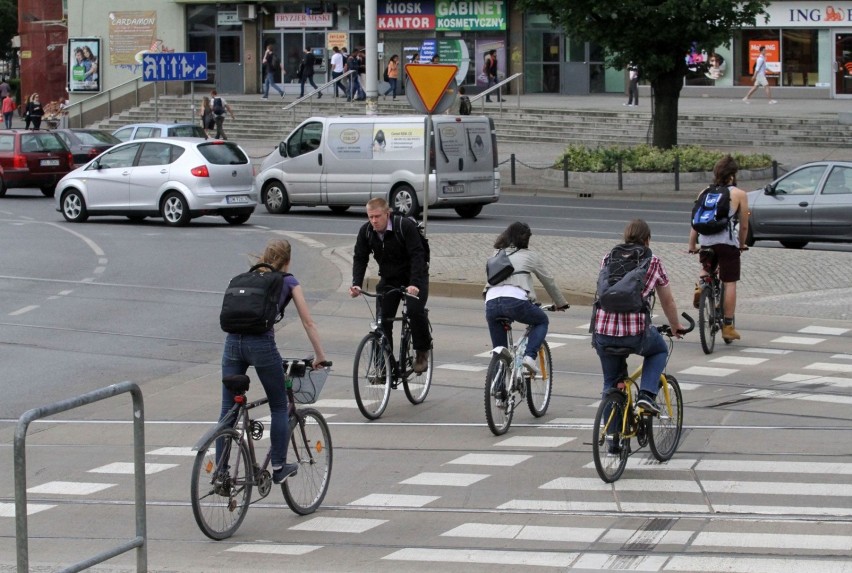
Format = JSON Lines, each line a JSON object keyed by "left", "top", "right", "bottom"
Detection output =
{"left": 762, "top": 2, "right": 852, "bottom": 26}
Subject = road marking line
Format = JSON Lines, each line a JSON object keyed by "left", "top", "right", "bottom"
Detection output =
{"left": 475, "top": 351, "right": 492, "bottom": 358}
{"left": 289, "top": 516, "right": 387, "bottom": 533}
{"left": 88, "top": 462, "right": 177, "bottom": 475}
{"left": 574, "top": 553, "right": 669, "bottom": 570}
{"left": 772, "top": 336, "right": 825, "bottom": 345}
{"left": 498, "top": 499, "right": 617, "bottom": 511}
{"left": 147, "top": 447, "right": 196, "bottom": 456}
{"left": 581, "top": 458, "right": 697, "bottom": 471}
{"left": 805, "top": 362, "right": 852, "bottom": 373}
{"left": 226, "top": 544, "right": 321, "bottom": 555}
{"left": 400, "top": 472, "right": 489, "bottom": 486}
{"left": 694, "top": 531, "right": 852, "bottom": 550}
{"left": 0, "top": 502, "right": 55, "bottom": 517}
{"left": 445, "top": 453, "right": 531, "bottom": 467}
{"left": 742, "top": 347, "right": 792, "bottom": 354}
{"left": 546, "top": 342, "right": 566, "bottom": 349}
{"left": 799, "top": 326, "right": 849, "bottom": 335}
{"left": 774, "top": 373, "right": 820, "bottom": 382}
{"left": 678, "top": 366, "right": 738, "bottom": 377}
{"left": 677, "top": 382, "right": 701, "bottom": 390}
{"left": 548, "top": 333, "right": 590, "bottom": 340}
{"left": 541, "top": 477, "right": 702, "bottom": 493}
{"left": 437, "top": 364, "right": 487, "bottom": 372}
{"left": 311, "top": 399, "right": 358, "bottom": 409}
{"left": 442, "top": 523, "right": 604, "bottom": 542}
{"left": 696, "top": 459, "right": 852, "bottom": 474}
{"left": 494, "top": 436, "right": 574, "bottom": 448}
{"left": 744, "top": 388, "right": 852, "bottom": 404}
{"left": 785, "top": 375, "right": 852, "bottom": 388}
{"left": 600, "top": 528, "right": 693, "bottom": 545}
{"left": 383, "top": 548, "right": 578, "bottom": 567}
{"left": 703, "top": 480, "right": 852, "bottom": 496}
{"left": 9, "top": 305, "right": 39, "bottom": 316}
{"left": 831, "top": 354, "right": 852, "bottom": 360}
{"left": 348, "top": 493, "right": 439, "bottom": 507}
{"left": 666, "top": 555, "right": 852, "bottom": 573}
{"left": 712, "top": 505, "right": 852, "bottom": 517}
{"left": 708, "top": 356, "right": 768, "bottom": 365}
{"left": 27, "top": 481, "right": 116, "bottom": 495}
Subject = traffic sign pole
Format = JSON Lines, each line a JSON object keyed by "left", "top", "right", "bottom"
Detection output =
{"left": 422, "top": 114, "right": 432, "bottom": 228}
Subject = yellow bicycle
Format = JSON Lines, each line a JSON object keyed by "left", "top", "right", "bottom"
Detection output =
{"left": 592, "top": 313, "right": 694, "bottom": 483}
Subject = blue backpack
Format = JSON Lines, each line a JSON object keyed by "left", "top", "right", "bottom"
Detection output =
{"left": 691, "top": 185, "right": 732, "bottom": 236}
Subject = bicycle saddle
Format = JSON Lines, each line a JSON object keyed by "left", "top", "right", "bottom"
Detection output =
{"left": 602, "top": 346, "right": 633, "bottom": 356}
{"left": 223, "top": 374, "right": 251, "bottom": 394}
{"left": 495, "top": 316, "right": 514, "bottom": 327}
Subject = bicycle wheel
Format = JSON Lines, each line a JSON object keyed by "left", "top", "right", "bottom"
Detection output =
{"left": 592, "top": 391, "right": 628, "bottom": 483}
{"left": 283, "top": 408, "right": 333, "bottom": 515}
{"left": 402, "top": 328, "right": 433, "bottom": 405}
{"left": 353, "top": 333, "right": 392, "bottom": 420}
{"left": 191, "top": 428, "right": 253, "bottom": 540}
{"left": 484, "top": 353, "right": 514, "bottom": 435}
{"left": 526, "top": 340, "right": 553, "bottom": 417}
{"left": 698, "top": 287, "right": 716, "bottom": 354}
{"left": 648, "top": 375, "right": 684, "bottom": 461}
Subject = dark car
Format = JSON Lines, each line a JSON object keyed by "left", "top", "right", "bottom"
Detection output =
{"left": 0, "top": 130, "right": 74, "bottom": 198}
{"left": 52, "top": 129, "right": 121, "bottom": 166}
{"left": 747, "top": 161, "right": 852, "bottom": 248}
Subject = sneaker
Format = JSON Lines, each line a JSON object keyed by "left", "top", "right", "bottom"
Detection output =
{"left": 317, "top": 92, "right": 323, "bottom": 99}
{"left": 261, "top": 96, "right": 268, "bottom": 100}
{"left": 607, "top": 439, "right": 622, "bottom": 455}
{"left": 722, "top": 324, "right": 741, "bottom": 341}
{"left": 693, "top": 284, "right": 701, "bottom": 309}
{"left": 623, "top": 103, "right": 629, "bottom": 106}
{"left": 768, "top": 100, "right": 777, "bottom": 104}
{"left": 522, "top": 355, "right": 540, "bottom": 375}
{"left": 414, "top": 350, "right": 429, "bottom": 374}
{"left": 281, "top": 93, "right": 286, "bottom": 98}
{"left": 272, "top": 463, "right": 298, "bottom": 484}
{"left": 636, "top": 392, "right": 661, "bottom": 416}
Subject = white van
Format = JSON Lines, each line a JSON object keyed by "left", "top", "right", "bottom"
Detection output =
{"left": 255, "top": 115, "right": 500, "bottom": 218}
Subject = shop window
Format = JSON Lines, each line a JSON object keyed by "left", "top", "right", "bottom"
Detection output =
{"left": 782, "top": 29, "right": 819, "bottom": 86}
{"left": 735, "top": 29, "right": 780, "bottom": 86}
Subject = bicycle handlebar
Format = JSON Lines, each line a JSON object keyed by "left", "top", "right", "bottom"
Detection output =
{"left": 357, "top": 287, "right": 419, "bottom": 300}
{"left": 539, "top": 303, "right": 570, "bottom": 312}
{"left": 656, "top": 312, "right": 695, "bottom": 337}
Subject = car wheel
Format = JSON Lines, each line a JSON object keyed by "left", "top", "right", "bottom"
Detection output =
{"left": 61, "top": 190, "right": 89, "bottom": 222}
{"left": 41, "top": 186, "right": 56, "bottom": 198}
{"left": 126, "top": 215, "right": 146, "bottom": 223}
{"left": 454, "top": 204, "right": 483, "bottom": 219}
{"left": 329, "top": 205, "right": 350, "bottom": 214}
{"left": 223, "top": 213, "right": 251, "bottom": 225}
{"left": 161, "top": 191, "right": 191, "bottom": 226}
{"left": 262, "top": 180, "right": 291, "bottom": 214}
{"left": 779, "top": 240, "right": 808, "bottom": 249}
{"left": 391, "top": 184, "right": 419, "bottom": 217}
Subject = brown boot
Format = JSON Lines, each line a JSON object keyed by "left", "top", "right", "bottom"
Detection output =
{"left": 414, "top": 350, "right": 429, "bottom": 373}
{"left": 693, "top": 284, "right": 701, "bottom": 309}
{"left": 722, "top": 324, "right": 741, "bottom": 342}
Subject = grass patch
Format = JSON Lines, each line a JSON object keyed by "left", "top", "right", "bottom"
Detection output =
{"left": 555, "top": 144, "right": 773, "bottom": 173}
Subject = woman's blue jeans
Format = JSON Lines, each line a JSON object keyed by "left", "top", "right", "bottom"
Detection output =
{"left": 384, "top": 78, "right": 397, "bottom": 96}
{"left": 221, "top": 334, "right": 289, "bottom": 467}
{"left": 485, "top": 297, "right": 548, "bottom": 359}
{"left": 593, "top": 326, "right": 668, "bottom": 399}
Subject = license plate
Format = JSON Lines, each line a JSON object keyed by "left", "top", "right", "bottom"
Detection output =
{"left": 226, "top": 195, "right": 250, "bottom": 204}
{"left": 41, "top": 159, "right": 60, "bottom": 167}
{"left": 443, "top": 184, "right": 464, "bottom": 194}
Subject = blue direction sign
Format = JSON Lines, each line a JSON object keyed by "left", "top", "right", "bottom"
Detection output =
{"left": 142, "top": 52, "right": 208, "bottom": 82}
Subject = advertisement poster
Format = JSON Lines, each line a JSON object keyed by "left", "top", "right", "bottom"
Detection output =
{"left": 68, "top": 38, "right": 101, "bottom": 93}
{"left": 748, "top": 40, "right": 780, "bottom": 74}
{"left": 373, "top": 125, "right": 424, "bottom": 156}
{"left": 108, "top": 11, "right": 157, "bottom": 66}
{"left": 475, "top": 39, "right": 505, "bottom": 88}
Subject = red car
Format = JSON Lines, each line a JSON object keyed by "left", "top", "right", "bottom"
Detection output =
{"left": 0, "top": 130, "right": 74, "bottom": 197}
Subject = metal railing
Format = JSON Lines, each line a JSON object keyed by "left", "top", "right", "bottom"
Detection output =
{"left": 471, "top": 73, "right": 523, "bottom": 113}
{"left": 64, "top": 76, "right": 166, "bottom": 128}
{"left": 282, "top": 70, "right": 356, "bottom": 121}
{"left": 14, "top": 381, "right": 147, "bottom": 573}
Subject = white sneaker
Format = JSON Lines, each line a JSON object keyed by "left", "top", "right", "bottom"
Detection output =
{"left": 768, "top": 100, "right": 777, "bottom": 104}
{"left": 742, "top": 97, "right": 750, "bottom": 103}
{"left": 522, "top": 355, "right": 540, "bottom": 375}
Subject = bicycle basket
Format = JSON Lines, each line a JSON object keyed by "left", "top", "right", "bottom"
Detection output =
{"left": 291, "top": 367, "right": 329, "bottom": 404}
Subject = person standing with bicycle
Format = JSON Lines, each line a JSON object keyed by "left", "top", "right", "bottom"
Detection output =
{"left": 350, "top": 198, "right": 431, "bottom": 374}
{"left": 484, "top": 222, "right": 569, "bottom": 374}
{"left": 593, "top": 219, "right": 686, "bottom": 415}
{"left": 688, "top": 155, "right": 750, "bottom": 342}
{"left": 220, "top": 239, "right": 328, "bottom": 484}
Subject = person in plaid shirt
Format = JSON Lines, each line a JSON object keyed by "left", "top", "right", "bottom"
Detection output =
{"left": 592, "top": 219, "right": 686, "bottom": 415}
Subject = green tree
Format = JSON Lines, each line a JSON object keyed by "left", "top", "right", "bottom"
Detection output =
{"left": 0, "top": 0, "right": 18, "bottom": 62}
{"left": 517, "top": 0, "right": 770, "bottom": 149}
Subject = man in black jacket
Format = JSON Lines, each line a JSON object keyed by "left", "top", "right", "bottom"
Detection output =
{"left": 350, "top": 198, "right": 431, "bottom": 373}
{"left": 298, "top": 48, "right": 321, "bottom": 98}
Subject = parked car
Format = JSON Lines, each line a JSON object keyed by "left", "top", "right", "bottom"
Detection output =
{"left": 112, "top": 123, "right": 208, "bottom": 142}
{"left": 0, "top": 129, "right": 74, "bottom": 198}
{"left": 55, "top": 138, "right": 257, "bottom": 226}
{"left": 747, "top": 161, "right": 852, "bottom": 248}
{"left": 52, "top": 129, "right": 121, "bottom": 166}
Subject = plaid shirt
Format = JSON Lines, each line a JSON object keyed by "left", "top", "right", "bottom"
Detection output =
{"left": 594, "top": 255, "right": 669, "bottom": 337}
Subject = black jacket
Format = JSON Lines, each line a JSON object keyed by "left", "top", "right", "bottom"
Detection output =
{"left": 352, "top": 217, "right": 428, "bottom": 291}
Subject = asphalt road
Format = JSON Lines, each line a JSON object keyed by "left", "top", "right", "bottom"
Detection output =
{"left": 2, "top": 190, "right": 852, "bottom": 572}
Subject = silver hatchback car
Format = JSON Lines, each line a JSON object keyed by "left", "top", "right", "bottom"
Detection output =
{"left": 55, "top": 138, "right": 257, "bottom": 226}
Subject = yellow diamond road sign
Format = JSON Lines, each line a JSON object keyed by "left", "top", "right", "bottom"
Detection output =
{"left": 405, "top": 64, "right": 459, "bottom": 114}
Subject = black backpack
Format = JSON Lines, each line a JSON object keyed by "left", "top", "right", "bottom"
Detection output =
{"left": 691, "top": 185, "right": 732, "bottom": 236}
{"left": 595, "top": 244, "right": 652, "bottom": 314}
{"left": 393, "top": 214, "right": 430, "bottom": 268}
{"left": 219, "top": 264, "right": 291, "bottom": 334}
{"left": 212, "top": 97, "right": 224, "bottom": 116}
{"left": 458, "top": 96, "right": 472, "bottom": 116}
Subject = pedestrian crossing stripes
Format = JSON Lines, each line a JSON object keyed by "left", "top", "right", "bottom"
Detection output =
{"left": 445, "top": 453, "right": 532, "bottom": 466}
{"left": 383, "top": 548, "right": 577, "bottom": 567}
{"left": 400, "top": 472, "right": 489, "bottom": 486}
{"left": 348, "top": 493, "right": 439, "bottom": 508}
{"left": 88, "top": 462, "right": 177, "bottom": 475}
{"left": 772, "top": 336, "right": 825, "bottom": 345}
{"left": 226, "top": 544, "right": 321, "bottom": 556}
{"left": 26, "top": 481, "right": 116, "bottom": 495}
{"left": 289, "top": 516, "right": 387, "bottom": 533}
{"left": 0, "top": 502, "right": 55, "bottom": 517}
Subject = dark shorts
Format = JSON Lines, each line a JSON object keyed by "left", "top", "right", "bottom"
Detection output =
{"left": 699, "top": 244, "right": 741, "bottom": 282}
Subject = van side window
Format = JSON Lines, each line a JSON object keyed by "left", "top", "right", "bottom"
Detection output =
{"left": 287, "top": 121, "right": 323, "bottom": 158}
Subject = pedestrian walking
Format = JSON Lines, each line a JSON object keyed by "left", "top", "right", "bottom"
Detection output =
{"left": 383, "top": 55, "right": 399, "bottom": 100}
{"left": 25, "top": 93, "right": 44, "bottom": 130}
{"left": 261, "top": 43, "right": 286, "bottom": 99}
{"left": 331, "top": 46, "right": 346, "bottom": 98}
{"left": 625, "top": 62, "right": 639, "bottom": 106}
{"left": 298, "top": 48, "right": 321, "bottom": 98}
{"left": 210, "top": 90, "right": 235, "bottom": 140}
{"left": 484, "top": 50, "right": 501, "bottom": 102}
{"left": 742, "top": 46, "right": 777, "bottom": 104}
{"left": 2, "top": 92, "right": 15, "bottom": 129}
{"left": 199, "top": 96, "right": 214, "bottom": 138}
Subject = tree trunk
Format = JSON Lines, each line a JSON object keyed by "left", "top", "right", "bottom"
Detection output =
{"left": 650, "top": 69, "right": 684, "bottom": 149}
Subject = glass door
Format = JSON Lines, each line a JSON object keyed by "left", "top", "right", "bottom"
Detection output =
{"left": 834, "top": 32, "right": 852, "bottom": 98}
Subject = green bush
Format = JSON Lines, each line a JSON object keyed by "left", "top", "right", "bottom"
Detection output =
{"left": 555, "top": 144, "right": 772, "bottom": 173}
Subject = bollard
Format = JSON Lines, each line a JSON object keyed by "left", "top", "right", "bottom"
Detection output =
{"left": 674, "top": 155, "right": 680, "bottom": 191}
{"left": 772, "top": 160, "right": 778, "bottom": 180}
{"left": 511, "top": 153, "right": 516, "bottom": 185}
{"left": 563, "top": 158, "right": 569, "bottom": 188}
{"left": 617, "top": 158, "right": 623, "bottom": 191}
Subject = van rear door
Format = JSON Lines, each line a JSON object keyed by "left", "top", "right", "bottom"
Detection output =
{"left": 321, "top": 121, "right": 376, "bottom": 205}
{"left": 434, "top": 118, "right": 497, "bottom": 201}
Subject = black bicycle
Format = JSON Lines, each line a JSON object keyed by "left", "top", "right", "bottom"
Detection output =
{"left": 695, "top": 247, "right": 731, "bottom": 354}
{"left": 353, "top": 287, "right": 433, "bottom": 420}
{"left": 190, "top": 359, "right": 333, "bottom": 540}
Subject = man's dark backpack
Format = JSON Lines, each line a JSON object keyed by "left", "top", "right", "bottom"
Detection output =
{"left": 394, "top": 214, "right": 430, "bottom": 267}
{"left": 691, "top": 185, "right": 732, "bottom": 236}
{"left": 383, "top": 65, "right": 390, "bottom": 83}
{"left": 212, "top": 97, "right": 224, "bottom": 116}
{"left": 595, "top": 244, "right": 652, "bottom": 314}
{"left": 458, "top": 95, "right": 472, "bottom": 115}
{"left": 220, "top": 263, "right": 291, "bottom": 334}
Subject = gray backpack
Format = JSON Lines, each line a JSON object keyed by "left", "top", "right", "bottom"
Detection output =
{"left": 595, "top": 244, "right": 652, "bottom": 313}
